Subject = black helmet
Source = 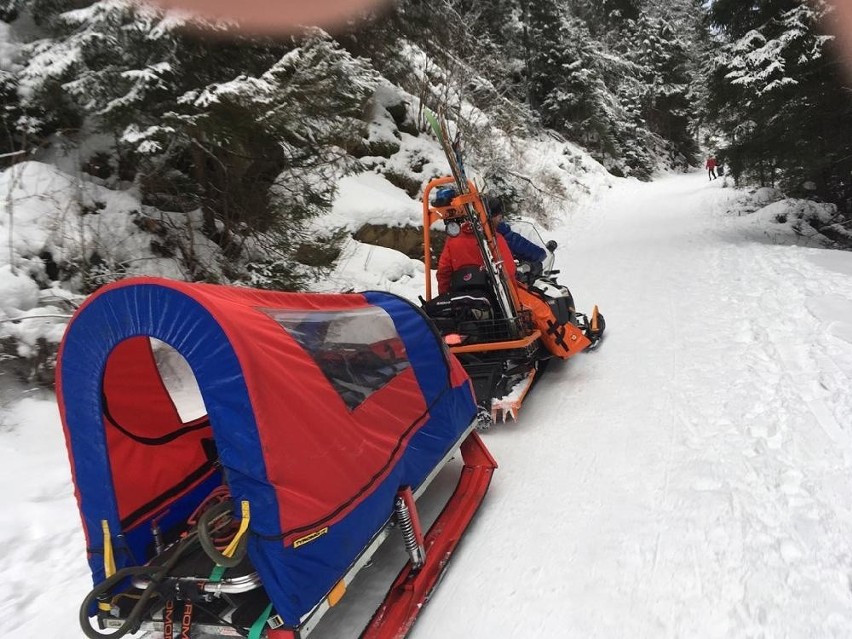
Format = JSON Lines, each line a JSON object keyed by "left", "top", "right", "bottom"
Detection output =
{"left": 485, "top": 195, "right": 504, "bottom": 218}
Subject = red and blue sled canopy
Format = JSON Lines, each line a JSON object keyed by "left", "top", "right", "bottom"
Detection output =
{"left": 57, "top": 277, "right": 476, "bottom": 626}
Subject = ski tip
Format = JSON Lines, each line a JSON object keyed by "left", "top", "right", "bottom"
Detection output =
{"left": 424, "top": 108, "right": 442, "bottom": 138}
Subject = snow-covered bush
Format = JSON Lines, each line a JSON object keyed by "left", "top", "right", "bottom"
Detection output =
{"left": 736, "top": 191, "right": 852, "bottom": 249}
{"left": 0, "top": 265, "right": 73, "bottom": 385}
{"left": 708, "top": 0, "right": 852, "bottom": 221}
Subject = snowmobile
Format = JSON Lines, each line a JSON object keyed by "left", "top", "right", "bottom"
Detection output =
{"left": 420, "top": 109, "right": 605, "bottom": 425}
{"left": 58, "top": 278, "right": 496, "bottom": 639}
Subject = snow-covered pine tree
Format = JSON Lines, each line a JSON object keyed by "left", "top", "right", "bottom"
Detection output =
{"left": 709, "top": 0, "right": 852, "bottom": 216}
{"left": 628, "top": 11, "right": 698, "bottom": 168}
{"left": 567, "top": 0, "right": 640, "bottom": 36}
{"left": 527, "top": 0, "right": 624, "bottom": 167}
{"left": 16, "top": 0, "right": 378, "bottom": 284}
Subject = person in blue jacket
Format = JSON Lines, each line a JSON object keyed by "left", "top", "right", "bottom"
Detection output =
{"left": 486, "top": 196, "right": 547, "bottom": 264}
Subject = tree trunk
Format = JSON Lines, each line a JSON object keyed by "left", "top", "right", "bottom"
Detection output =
{"left": 190, "top": 142, "right": 217, "bottom": 237}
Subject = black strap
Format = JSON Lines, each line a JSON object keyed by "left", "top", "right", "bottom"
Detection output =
{"left": 163, "top": 600, "right": 175, "bottom": 639}
{"left": 179, "top": 601, "right": 193, "bottom": 639}
{"left": 546, "top": 320, "right": 569, "bottom": 353}
{"left": 102, "top": 392, "right": 210, "bottom": 446}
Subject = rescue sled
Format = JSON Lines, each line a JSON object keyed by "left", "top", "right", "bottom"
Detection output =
{"left": 421, "top": 108, "right": 605, "bottom": 425}
{"left": 57, "top": 278, "right": 496, "bottom": 639}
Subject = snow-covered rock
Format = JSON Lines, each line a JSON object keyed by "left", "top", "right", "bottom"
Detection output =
{"left": 0, "top": 265, "right": 39, "bottom": 315}
{"left": 755, "top": 186, "right": 784, "bottom": 205}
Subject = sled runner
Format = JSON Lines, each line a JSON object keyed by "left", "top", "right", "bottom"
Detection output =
{"left": 421, "top": 108, "right": 605, "bottom": 424}
{"left": 57, "top": 278, "right": 496, "bottom": 639}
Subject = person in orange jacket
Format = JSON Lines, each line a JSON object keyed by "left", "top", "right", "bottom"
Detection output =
{"left": 436, "top": 222, "right": 517, "bottom": 295}
{"left": 706, "top": 156, "right": 718, "bottom": 180}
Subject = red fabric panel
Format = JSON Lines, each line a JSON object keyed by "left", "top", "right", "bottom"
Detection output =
{"left": 90, "top": 279, "right": 434, "bottom": 535}
{"left": 277, "top": 369, "right": 427, "bottom": 542}
{"left": 164, "top": 282, "right": 428, "bottom": 533}
{"left": 104, "top": 337, "right": 182, "bottom": 434}
{"left": 103, "top": 336, "right": 212, "bottom": 525}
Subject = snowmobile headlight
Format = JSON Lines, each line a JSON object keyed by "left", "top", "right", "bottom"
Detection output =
{"left": 445, "top": 220, "right": 461, "bottom": 237}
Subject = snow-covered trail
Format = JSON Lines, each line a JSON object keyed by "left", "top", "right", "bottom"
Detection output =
{"left": 413, "top": 172, "right": 852, "bottom": 638}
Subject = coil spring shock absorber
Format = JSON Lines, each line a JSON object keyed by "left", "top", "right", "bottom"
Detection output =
{"left": 394, "top": 488, "right": 426, "bottom": 570}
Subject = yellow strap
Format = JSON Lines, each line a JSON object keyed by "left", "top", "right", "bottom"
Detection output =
{"left": 222, "top": 501, "right": 250, "bottom": 558}
{"left": 101, "top": 520, "right": 116, "bottom": 578}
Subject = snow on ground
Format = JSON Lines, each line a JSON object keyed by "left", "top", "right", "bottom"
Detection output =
{"left": 4, "top": 171, "right": 852, "bottom": 638}
{"left": 0, "top": 389, "right": 91, "bottom": 636}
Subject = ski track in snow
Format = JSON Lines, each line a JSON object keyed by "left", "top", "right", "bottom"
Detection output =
{"left": 4, "top": 172, "right": 852, "bottom": 638}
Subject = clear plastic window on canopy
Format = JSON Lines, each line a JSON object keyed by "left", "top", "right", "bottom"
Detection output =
{"left": 259, "top": 306, "right": 411, "bottom": 410}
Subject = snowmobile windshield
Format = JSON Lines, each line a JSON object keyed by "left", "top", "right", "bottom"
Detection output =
{"left": 508, "top": 220, "right": 554, "bottom": 272}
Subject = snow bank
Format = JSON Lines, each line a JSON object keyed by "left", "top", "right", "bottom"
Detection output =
{"left": 755, "top": 186, "right": 783, "bottom": 205}
{"left": 729, "top": 192, "right": 847, "bottom": 248}
{"left": 0, "top": 161, "right": 190, "bottom": 380}
{"left": 0, "top": 265, "right": 39, "bottom": 315}
{"left": 324, "top": 172, "right": 423, "bottom": 232}
{"left": 316, "top": 237, "right": 427, "bottom": 301}
{"left": 0, "top": 161, "right": 159, "bottom": 274}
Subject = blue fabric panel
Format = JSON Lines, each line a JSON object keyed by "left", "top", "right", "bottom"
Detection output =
{"left": 401, "top": 383, "right": 476, "bottom": 488}
{"left": 60, "top": 284, "right": 285, "bottom": 593}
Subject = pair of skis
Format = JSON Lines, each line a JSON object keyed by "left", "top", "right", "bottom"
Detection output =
{"left": 424, "top": 108, "right": 519, "bottom": 334}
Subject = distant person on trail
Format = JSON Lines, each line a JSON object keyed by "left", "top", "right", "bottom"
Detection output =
{"left": 706, "top": 156, "right": 718, "bottom": 181}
